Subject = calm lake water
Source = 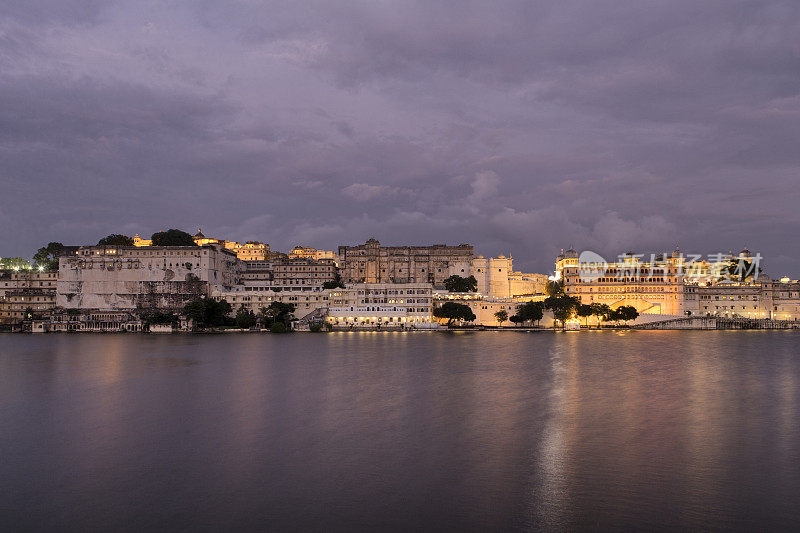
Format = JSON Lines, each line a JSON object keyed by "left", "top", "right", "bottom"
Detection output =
{"left": 1, "top": 331, "right": 800, "bottom": 531}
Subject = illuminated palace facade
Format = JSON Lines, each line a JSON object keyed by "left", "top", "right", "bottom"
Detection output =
{"left": 557, "top": 247, "right": 686, "bottom": 316}
{"left": 557, "top": 246, "right": 800, "bottom": 320}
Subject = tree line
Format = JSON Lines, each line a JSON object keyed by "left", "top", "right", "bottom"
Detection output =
{"left": 179, "top": 297, "right": 297, "bottom": 333}
{"left": 435, "top": 278, "right": 639, "bottom": 328}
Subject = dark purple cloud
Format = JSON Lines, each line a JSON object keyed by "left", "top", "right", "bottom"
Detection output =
{"left": 1, "top": 0, "right": 799, "bottom": 275}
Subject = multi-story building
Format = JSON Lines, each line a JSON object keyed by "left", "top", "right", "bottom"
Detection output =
{"left": 273, "top": 258, "right": 336, "bottom": 288}
{"left": 684, "top": 278, "right": 800, "bottom": 320}
{"left": 57, "top": 244, "right": 238, "bottom": 311}
{"left": 0, "top": 289, "right": 56, "bottom": 323}
{"left": 213, "top": 287, "right": 333, "bottom": 321}
{"left": 0, "top": 269, "right": 58, "bottom": 323}
{"left": 557, "top": 247, "right": 686, "bottom": 316}
{"left": 214, "top": 282, "right": 435, "bottom": 328}
{"left": 289, "top": 246, "right": 336, "bottom": 262}
{"left": 762, "top": 278, "right": 800, "bottom": 320}
{"left": 685, "top": 282, "right": 766, "bottom": 318}
{"left": 0, "top": 269, "right": 57, "bottom": 297}
{"left": 224, "top": 240, "right": 270, "bottom": 261}
{"left": 556, "top": 246, "right": 791, "bottom": 320}
{"left": 190, "top": 229, "right": 271, "bottom": 261}
{"left": 42, "top": 310, "right": 144, "bottom": 332}
{"left": 473, "top": 255, "right": 547, "bottom": 297}
{"left": 326, "top": 283, "right": 435, "bottom": 328}
{"left": 237, "top": 258, "right": 337, "bottom": 291}
{"left": 337, "top": 238, "right": 473, "bottom": 288}
{"left": 191, "top": 229, "right": 271, "bottom": 261}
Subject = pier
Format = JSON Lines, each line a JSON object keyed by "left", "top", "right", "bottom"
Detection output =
{"left": 634, "top": 316, "right": 800, "bottom": 330}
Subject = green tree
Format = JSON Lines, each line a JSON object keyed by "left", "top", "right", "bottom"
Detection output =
{"left": 98, "top": 234, "right": 134, "bottom": 246}
{"left": 494, "top": 309, "right": 509, "bottom": 326}
{"left": 32, "top": 242, "right": 64, "bottom": 270}
{"left": 143, "top": 310, "right": 177, "bottom": 325}
{"left": 724, "top": 259, "right": 762, "bottom": 281}
{"left": 235, "top": 305, "right": 257, "bottom": 329}
{"left": 270, "top": 322, "right": 287, "bottom": 333}
{"left": 544, "top": 294, "right": 581, "bottom": 325}
{"left": 183, "top": 297, "right": 232, "bottom": 328}
{"left": 260, "top": 301, "right": 296, "bottom": 328}
{"left": 433, "top": 301, "right": 476, "bottom": 326}
{"left": 0, "top": 257, "right": 31, "bottom": 270}
{"left": 509, "top": 315, "right": 524, "bottom": 326}
{"left": 322, "top": 271, "right": 345, "bottom": 289}
{"left": 516, "top": 301, "right": 544, "bottom": 326}
{"left": 151, "top": 229, "right": 197, "bottom": 247}
{"left": 577, "top": 304, "right": 594, "bottom": 326}
{"left": 589, "top": 303, "right": 613, "bottom": 327}
{"left": 610, "top": 305, "right": 639, "bottom": 324}
{"left": 544, "top": 279, "right": 564, "bottom": 296}
{"left": 443, "top": 275, "right": 478, "bottom": 293}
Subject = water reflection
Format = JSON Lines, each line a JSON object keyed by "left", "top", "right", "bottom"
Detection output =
{"left": 1, "top": 332, "right": 799, "bottom": 530}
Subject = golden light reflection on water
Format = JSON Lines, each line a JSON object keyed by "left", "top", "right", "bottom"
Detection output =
{"left": 4, "top": 331, "right": 800, "bottom": 530}
{"left": 529, "top": 331, "right": 800, "bottom": 529}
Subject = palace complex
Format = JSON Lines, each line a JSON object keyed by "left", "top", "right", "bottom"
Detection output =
{"left": 2, "top": 229, "right": 798, "bottom": 330}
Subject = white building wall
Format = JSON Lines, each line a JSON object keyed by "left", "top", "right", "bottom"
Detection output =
{"left": 57, "top": 245, "right": 238, "bottom": 310}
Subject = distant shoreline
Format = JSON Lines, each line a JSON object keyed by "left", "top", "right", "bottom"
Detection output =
{"left": 7, "top": 327, "right": 800, "bottom": 335}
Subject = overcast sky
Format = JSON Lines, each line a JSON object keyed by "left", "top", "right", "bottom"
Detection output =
{"left": 2, "top": 0, "right": 799, "bottom": 274}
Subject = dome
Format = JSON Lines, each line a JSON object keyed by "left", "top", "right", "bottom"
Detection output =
{"left": 671, "top": 244, "right": 682, "bottom": 258}
{"left": 194, "top": 228, "right": 205, "bottom": 239}
{"left": 563, "top": 245, "right": 578, "bottom": 259}
{"left": 739, "top": 246, "right": 752, "bottom": 258}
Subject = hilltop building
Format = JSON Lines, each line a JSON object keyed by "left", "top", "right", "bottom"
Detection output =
{"left": 133, "top": 234, "right": 152, "bottom": 247}
{"left": 289, "top": 246, "right": 336, "bottom": 262}
{"left": 135, "top": 229, "right": 271, "bottom": 262}
{"left": 224, "top": 241, "right": 270, "bottom": 262}
{"left": 193, "top": 229, "right": 271, "bottom": 261}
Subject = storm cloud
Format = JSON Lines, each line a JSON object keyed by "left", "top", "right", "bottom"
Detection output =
{"left": 1, "top": 0, "right": 799, "bottom": 274}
